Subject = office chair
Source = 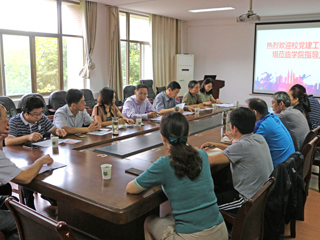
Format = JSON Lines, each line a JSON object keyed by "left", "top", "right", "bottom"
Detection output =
{"left": 0, "top": 96, "right": 17, "bottom": 118}
{"left": 122, "top": 85, "right": 136, "bottom": 104}
{"left": 139, "top": 79, "right": 156, "bottom": 99}
{"left": 48, "top": 91, "right": 67, "bottom": 113}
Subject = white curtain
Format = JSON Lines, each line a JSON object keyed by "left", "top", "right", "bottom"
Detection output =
{"left": 109, "top": 6, "right": 123, "bottom": 99}
{"left": 79, "top": 0, "right": 97, "bottom": 79}
{"left": 152, "top": 15, "right": 181, "bottom": 88}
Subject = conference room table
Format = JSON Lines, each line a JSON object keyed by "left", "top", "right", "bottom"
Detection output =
{"left": 4, "top": 107, "right": 232, "bottom": 240}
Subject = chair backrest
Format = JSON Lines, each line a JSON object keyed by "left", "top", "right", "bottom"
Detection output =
{"left": 122, "top": 85, "right": 136, "bottom": 104}
{"left": 18, "top": 93, "right": 50, "bottom": 116}
{"left": 0, "top": 96, "right": 17, "bottom": 118}
{"left": 156, "top": 86, "right": 166, "bottom": 95}
{"left": 81, "top": 89, "right": 95, "bottom": 109}
{"left": 5, "top": 197, "right": 75, "bottom": 240}
{"left": 48, "top": 91, "right": 67, "bottom": 110}
{"left": 301, "top": 125, "right": 320, "bottom": 151}
{"left": 139, "top": 79, "right": 156, "bottom": 99}
{"left": 231, "top": 177, "right": 275, "bottom": 240}
{"left": 301, "top": 135, "right": 320, "bottom": 196}
{"left": 114, "top": 91, "right": 122, "bottom": 107}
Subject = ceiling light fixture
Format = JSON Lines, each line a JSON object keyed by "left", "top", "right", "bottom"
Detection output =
{"left": 189, "top": 7, "right": 235, "bottom": 13}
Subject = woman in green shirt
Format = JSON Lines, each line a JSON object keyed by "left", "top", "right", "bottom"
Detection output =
{"left": 199, "top": 78, "right": 221, "bottom": 105}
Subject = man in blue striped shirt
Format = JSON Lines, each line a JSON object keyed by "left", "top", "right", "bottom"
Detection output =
{"left": 5, "top": 96, "right": 66, "bottom": 146}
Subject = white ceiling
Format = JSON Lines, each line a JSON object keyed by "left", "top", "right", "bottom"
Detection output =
{"left": 92, "top": 0, "right": 320, "bottom": 21}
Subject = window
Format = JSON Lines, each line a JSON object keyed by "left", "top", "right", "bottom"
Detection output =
{"left": 0, "top": 0, "right": 83, "bottom": 97}
{"left": 120, "top": 12, "right": 152, "bottom": 86}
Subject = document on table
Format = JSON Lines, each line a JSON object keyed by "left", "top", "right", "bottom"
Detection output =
{"left": 106, "top": 123, "right": 143, "bottom": 129}
{"left": 150, "top": 116, "right": 162, "bottom": 121}
{"left": 206, "top": 148, "right": 223, "bottom": 156}
{"left": 32, "top": 138, "right": 82, "bottom": 147}
{"left": 20, "top": 161, "right": 67, "bottom": 174}
{"left": 221, "top": 136, "right": 232, "bottom": 144}
{"left": 183, "top": 111, "right": 194, "bottom": 115}
{"left": 87, "top": 129, "right": 112, "bottom": 135}
{"left": 176, "top": 103, "right": 185, "bottom": 109}
{"left": 216, "top": 103, "right": 235, "bottom": 108}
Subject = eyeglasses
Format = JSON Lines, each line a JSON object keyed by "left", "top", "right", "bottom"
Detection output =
{"left": 28, "top": 112, "right": 42, "bottom": 117}
{"left": 0, "top": 115, "right": 10, "bottom": 120}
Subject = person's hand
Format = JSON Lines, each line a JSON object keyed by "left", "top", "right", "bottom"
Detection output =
{"left": 179, "top": 108, "right": 184, "bottom": 114}
{"left": 200, "top": 142, "right": 214, "bottom": 150}
{"left": 0, "top": 124, "right": 10, "bottom": 141}
{"left": 186, "top": 106, "right": 195, "bottom": 112}
{"left": 28, "top": 132, "right": 43, "bottom": 142}
{"left": 36, "top": 154, "right": 54, "bottom": 166}
{"left": 88, "top": 121, "right": 100, "bottom": 132}
{"left": 224, "top": 131, "right": 234, "bottom": 140}
{"left": 216, "top": 99, "right": 221, "bottom": 104}
{"left": 94, "top": 121, "right": 101, "bottom": 131}
{"left": 119, "top": 118, "right": 126, "bottom": 124}
{"left": 147, "top": 111, "right": 157, "bottom": 118}
{"left": 56, "top": 128, "right": 67, "bottom": 137}
{"left": 125, "top": 118, "right": 135, "bottom": 124}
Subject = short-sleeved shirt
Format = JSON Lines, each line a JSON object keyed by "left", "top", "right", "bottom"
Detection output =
{"left": 198, "top": 91, "right": 212, "bottom": 102}
{"left": 182, "top": 92, "right": 203, "bottom": 105}
{"left": 122, "top": 95, "right": 155, "bottom": 120}
{"left": 53, "top": 104, "right": 93, "bottom": 128}
{"left": 134, "top": 149, "right": 224, "bottom": 234}
{"left": 222, "top": 133, "right": 273, "bottom": 199}
{"left": 254, "top": 113, "right": 295, "bottom": 168}
{"left": 0, "top": 150, "right": 21, "bottom": 185}
{"left": 92, "top": 104, "right": 120, "bottom": 122}
{"left": 9, "top": 113, "right": 54, "bottom": 137}
{"left": 308, "top": 95, "right": 320, "bottom": 130}
{"left": 278, "top": 107, "right": 309, "bottom": 151}
{"left": 153, "top": 91, "right": 180, "bottom": 112}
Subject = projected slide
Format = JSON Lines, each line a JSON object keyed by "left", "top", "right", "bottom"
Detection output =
{"left": 253, "top": 21, "right": 320, "bottom": 96}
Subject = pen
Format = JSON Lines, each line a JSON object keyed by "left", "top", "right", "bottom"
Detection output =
{"left": 204, "top": 145, "right": 215, "bottom": 149}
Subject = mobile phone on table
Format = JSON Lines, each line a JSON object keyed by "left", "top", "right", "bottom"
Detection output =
{"left": 23, "top": 143, "right": 39, "bottom": 150}
{"left": 125, "top": 168, "right": 144, "bottom": 176}
{"left": 75, "top": 133, "right": 87, "bottom": 138}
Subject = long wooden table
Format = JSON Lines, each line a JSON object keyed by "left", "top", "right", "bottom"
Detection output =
{"left": 5, "top": 108, "right": 231, "bottom": 239}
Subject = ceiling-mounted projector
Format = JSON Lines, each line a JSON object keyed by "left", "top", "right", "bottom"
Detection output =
{"left": 237, "top": 0, "right": 260, "bottom": 22}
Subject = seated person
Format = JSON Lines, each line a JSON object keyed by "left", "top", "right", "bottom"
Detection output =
{"left": 288, "top": 85, "right": 312, "bottom": 129}
{"left": 291, "top": 84, "right": 320, "bottom": 130}
{"left": 199, "top": 78, "right": 221, "bottom": 105}
{"left": 0, "top": 103, "right": 54, "bottom": 240}
{"left": 247, "top": 98, "right": 295, "bottom": 168}
{"left": 126, "top": 112, "right": 228, "bottom": 240}
{"left": 6, "top": 96, "right": 67, "bottom": 146}
{"left": 272, "top": 91, "right": 309, "bottom": 151}
{"left": 54, "top": 89, "right": 101, "bottom": 134}
{"left": 182, "top": 80, "right": 204, "bottom": 110}
{"left": 92, "top": 87, "right": 134, "bottom": 126}
{"left": 201, "top": 107, "right": 273, "bottom": 212}
{"left": 122, "top": 84, "right": 157, "bottom": 120}
{"left": 153, "top": 81, "right": 184, "bottom": 115}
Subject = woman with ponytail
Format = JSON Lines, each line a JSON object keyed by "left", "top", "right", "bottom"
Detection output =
{"left": 126, "top": 112, "right": 227, "bottom": 240}
{"left": 288, "top": 85, "right": 312, "bottom": 129}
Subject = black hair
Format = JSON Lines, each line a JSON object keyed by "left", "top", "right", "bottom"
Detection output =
{"left": 188, "top": 80, "right": 199, "bottom": 89}
{"left": 291, "top": 84, "right": 306, "bottom": 93}
{"left": 167, "top": 81, "right": 181, "bottom": 91}
{"left": 200, "top": 78, "right": 214, "bottom": 95}
{"left": 246, "top": 98, "right": 268, "bottom": 116}
{"left": 229, "top": 107, "right": 256, "bottom": 134}
{"left": 289, "top": 85, "right": 311, "bottom": 112}
{"left": 66, "top": 89, "right": 83, "bottom": 106}
{"left": 22, "top": 96, "right": 45, "bottom": 114}
{"left": 99, "top": 87, "right": 115, "bottom": 114}
{"left": 136, "top": 84, "right": 148, "bottom": 91}
{"left": 160, "top": 112, "right": 202, "bottom": 180}
{"left": 272, "top": 91, "right": 291, "bottom": 108}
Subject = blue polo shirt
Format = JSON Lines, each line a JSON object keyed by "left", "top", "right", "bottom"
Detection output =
{"left": 153, "top": 91, "right": 180, "bottom": 112}
{"left": 254, "top": 113, "right": 295, "bottom": 168}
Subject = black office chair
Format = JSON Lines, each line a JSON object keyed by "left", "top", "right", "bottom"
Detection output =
{"left": 81, "top": 89, "right": 96, "bottom": 109}
{"left": 18, "top": 93, "right": 50, "bottom": 116}
{"left": 156, "top": 86, "right": 166, "bottom": 95}
{"left": 122, "top": 85, "right": 136, "bottom": 104}
{"left": 48, "top": 90, "right": 67, "bottom": 113}
{"left": 0, "top": 96, "right": 17, "bottom": 118}
{"left": 140, "top": 79, "right": 156, "bottom": 99}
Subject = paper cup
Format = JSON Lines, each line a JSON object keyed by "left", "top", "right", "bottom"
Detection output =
{"left": 51, "top": 136, "right": 59, "bottom": 148}
{"left": 195, "top": 108, "right": 200, "bottom": 115}
{"left": 136, "top": 118, "right": 142, "bottom": 126}
{"left": 101, "top": 164, "right": 112, "bottom": 180}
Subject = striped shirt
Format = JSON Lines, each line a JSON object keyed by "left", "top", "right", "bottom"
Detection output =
{"left": 9, "top": 113, "right": 55, "bottom": 137}
{"left": 308, "top": 95, "right": 320, "bottom": 130}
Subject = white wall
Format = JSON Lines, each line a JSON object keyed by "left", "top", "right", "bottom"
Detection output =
{"left": 89, "top": 3, "right": 110, "bottom": 98}
{"left": 186, "top": 19, "right": 274, "bottom": 106}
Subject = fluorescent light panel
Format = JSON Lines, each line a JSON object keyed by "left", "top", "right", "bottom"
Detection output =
{"left": 189, "top": 7, "right": 235, "bottom": 13}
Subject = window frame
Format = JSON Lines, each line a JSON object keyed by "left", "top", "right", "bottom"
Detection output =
{"left": 0, "top": 0, "right": 83, "bottom": 97}
{"left": 120, "top": 11, "right": 150, "bottom": 86}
